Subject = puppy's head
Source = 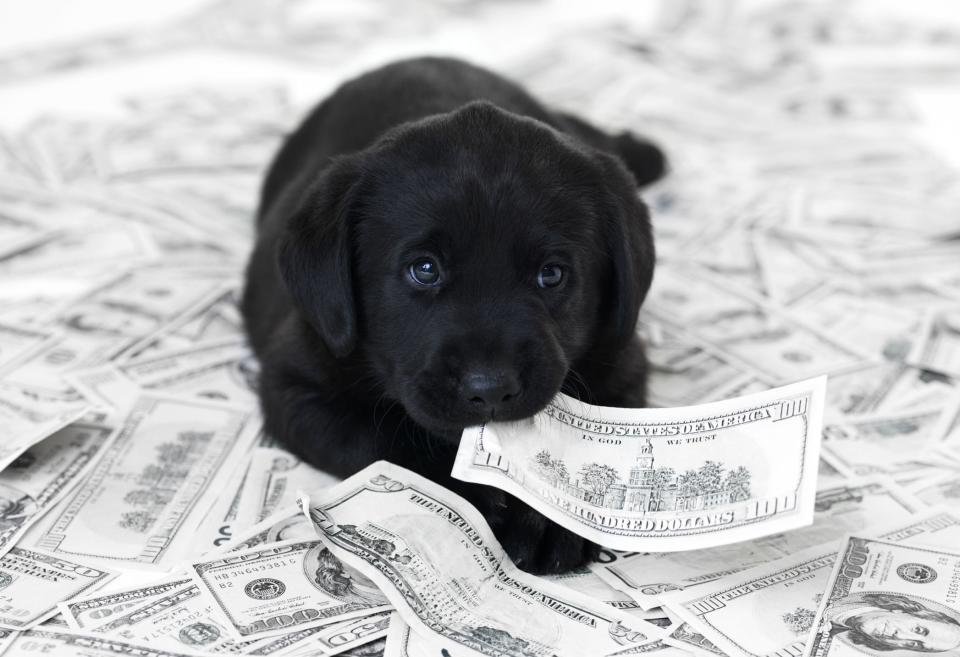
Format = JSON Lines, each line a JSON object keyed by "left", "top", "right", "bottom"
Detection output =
{"left": 279, "top": 101, "right": 653, "bottom": 439}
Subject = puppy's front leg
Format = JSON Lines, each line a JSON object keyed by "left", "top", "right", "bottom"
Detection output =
{"left": 478, "top": 492, "right": 601, "bottom": 575}
{"left": 259, "top": 354, "right": 601, "bottom": 575}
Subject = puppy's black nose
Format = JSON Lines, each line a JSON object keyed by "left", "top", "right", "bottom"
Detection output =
{"left": 461, "top": 370, "right": 520, "bottom": 412}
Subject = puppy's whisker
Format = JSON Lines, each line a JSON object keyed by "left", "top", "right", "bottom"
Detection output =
{"left": 372, "top": 394, "right": 400, "bottom": 441}
{"left": 561, "top": 368, "right": 594, "bottom": 407}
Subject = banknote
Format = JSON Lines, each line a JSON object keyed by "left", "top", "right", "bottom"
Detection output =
{"left": 644, "top": 267, "right": 866, "bottom": 383}
{"left": 816, "top": 458, "right": 850, "bottom": 491}
{"left": 383, "top": 612, "right": 681, "bottom": 657}
{"left": 822, "top": 402, "right": 959, "bottom": 476}
{"left": 244, "top": 612, "right": 391, "bottom": 656}
{"left": 909, "top": 311, "right": 960, "bottom": 378}
{"left": 454, "top": 377, "right": 825, "bottom": 551}
{"left": 0, "top": 268, "right": 231, "bottom": 401}
{"left": 68, "top": 339, "right": 258, "bottom": 410}
{"left": 235, "top": 447, "right": 339, "bottom": 528}
{"left": 62, "top": 364, "right": 139, "bottom": 412}
{"left": 665, "top": 622, "right": 726, "bottom": 657}
{"left": 639, "top": 318, "right": 754, "bottom": 408}
{"left": 0, "top": 630, "right": 14, "bottom": 655}
{"left": 592, "top": 478, "right": 921, "bottom": 608}
{"left": 0, "top": 418, "right": 114, "bottom": 558}
{"left": 0, "top": 385, "right": 89, "bottom": 472}
{"left": 0, "top": 629, "right": 202, "bottom": 657}
{"left": 123, "top": 285, "right": 242, "bottom": 360}
{"left": 546, "top": 563, "right": 655, "bottom": 614}
{"left": 0, "top": 222, "right": 158, "bottom": 278}
{"left": 119, "top": 338, "right": 258, "bottom": 406}
{"left": 383, "top": 612, "right": 475, "bottom": 657}
{"left": 788, "top": 285, "right": 925, "bottom": 363}
{"left": 189, "top": 538, "right": 390, "bottom": 640}
{"left": 0, "top": 321, "right": 55, "bottom": 376}
{"left": 303, "top": 461, "right": 662, "bottom": 657}
{"left": 752, "top": 230, "right": 830, "bottom": 305}
{"left": 59, "top": 574, "right": 191, "bottom": 630}
{"left": 217, "top": 510, "right": 317, "bottom": 555}
{"left": 803, "top": 536, "right": 960, "bottom": 657}
{"left": 27, "top": 394, "right": 255, "bottom": 569}
{"left": 310, "top": 610, "right": 392, "bottom": 656}
{"left": 189, "top": 451, "right": 253, "bottom": 554}
{"left": 824, "top": 363, "right": 957, "bottom": 417}
{"left": 906, "top": 472, "right": 960, "bottom": 507}
{"left": 91, "top": 581, "right": 255, "bottom": 653}
{"left": 659, "top": 509, "right": 960, "bottom": 657}
{"left": 0, "top": 547, "right": 115, "bottom": 630}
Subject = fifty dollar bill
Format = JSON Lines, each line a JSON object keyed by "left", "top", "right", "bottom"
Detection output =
{"left": 303, "top": 461, "right": 662, "bottom": 657}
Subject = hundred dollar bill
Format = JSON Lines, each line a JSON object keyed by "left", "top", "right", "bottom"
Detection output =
{"left": 608, "top": 640, "right": 696, "bottom": 657}
{"left": 909, "top": 311, "right": 960, "bottom": 378}
{"left": 0, "top": 384, "right": 89, "bottom": 472}
{"left": 0, "top": 268, "right": 230, "bottom": 402}
{"left": 212, "top": 510, "right": 317, "bottom": 557}
{"left": 592, "top": 477, "right": 921, "bottom": 608}
{"left": 383, "top": 612, "right": 440, "bottom": 657}
{"left": 189, "top": 538, "right": 390, "bottom": 641}
{"left": 303, "top": 461, "right": 663, "bottom": 657}
{"left": 803, "top": 536, "right": 960, "bottom": 657}
{"left": 383, "top": 612, "right": 681, "bottom": 657}
{"left": 453, "top": 377, "right": 825, "bottom": 551}
{"left": 123, "top": 285, "right": 243, "bottom": 361}
{"left": 822, "top": 402, "right": 959, "bottom": 477}
{"left": 67, "top": 339, "right": 258, "bottom": 410}
{"left": 0, "top": 419, "right": 114, "bottom": 559}
{"left": 638, "top": 318, "right": 754, "bottom": 408}
{"left": 0, "top": 321, "right": 55, "bottom": 376}
{"left": 235, "top": 447, "right": 339, "bottom": 528}
{"left": 0, "top": 547, "right": 115, "bottom": 630}
{"left": 664, "top": 622, "right": 725, "bottom": 657}
{"left": 27, "top": 394, "right": 256, "bottom": 569}
{"left": 0, "top": 629, "right": 202, "bottom": 657}
{"left": 92, "top": 581, "right": 257, "bottom": 653}
{"left": 659, "top": 509, "right": 960, "bottom": 657}
{"left": 243, "top": 610, "right": 391, "bottom": 656}
{"left": 907, "top": 472, "right": 960, "bottom": 507}
{"left": 825, "top": 363, "right": 958, "bottom": 417}
{"left": 120, "top": 338, "right": 258, "bottom": 406}
{"left": 59, "top": 573, "right": 191, "bottom": 630}
{"left": 304, "top": 610, "right": 392, "bottom": 656}
{"left": 546, "top": 563, "right": 656, "bottom": 614}
{"left": 190, "top": 452, "right": 253, "bottom": 554}
{"left": 644, "top": 268, "right": 865, "bottom": 384}
{"left": 0, "top": 630, "right": 14, "bottom": 655}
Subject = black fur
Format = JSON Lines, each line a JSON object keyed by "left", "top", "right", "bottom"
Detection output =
{"left": 242, "top": 57, "right": 664, "bottom": 574}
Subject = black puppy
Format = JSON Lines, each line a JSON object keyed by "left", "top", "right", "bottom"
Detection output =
{"left": 242, "top": 57, "right": 664, "bottom": 574}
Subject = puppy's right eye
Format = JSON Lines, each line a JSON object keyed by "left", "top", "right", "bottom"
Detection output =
{"left": 408, "top": 258, "right": 441, "bottom": 286}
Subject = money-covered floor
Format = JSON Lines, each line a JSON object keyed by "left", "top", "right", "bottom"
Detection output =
{"left": 2, "top": 0, "right": 960, "bottom": 656}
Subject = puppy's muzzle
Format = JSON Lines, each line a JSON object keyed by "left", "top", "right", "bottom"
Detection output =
{"left": 459, "top": 368, "right": 521, "bottom": 416}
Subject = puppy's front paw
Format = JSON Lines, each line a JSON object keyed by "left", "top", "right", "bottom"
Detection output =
{"left": 489, "top": 500, "right": 599, "bottom": 575}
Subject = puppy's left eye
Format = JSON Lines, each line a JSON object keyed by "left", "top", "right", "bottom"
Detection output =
{"left": 537, "top": 264, "right": 564, "bottom": 288}
{"left": 408, "top": 258, "right": 441, "bottom": 286}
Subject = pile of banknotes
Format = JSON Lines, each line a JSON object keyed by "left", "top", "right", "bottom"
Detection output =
{"left": 1, "top": 0, "right": 960, "bottom": 655}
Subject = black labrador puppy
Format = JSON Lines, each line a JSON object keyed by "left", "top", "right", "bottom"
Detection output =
{"left": 242, "top": 57, "right": 664, "bottom": 574}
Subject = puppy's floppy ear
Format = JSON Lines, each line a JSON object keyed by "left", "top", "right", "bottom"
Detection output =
{"left": 276, "top": 155, "right": 364, "bottom": 358}
{"left": 594, "top": 152, "right": 656, "bottom": 349}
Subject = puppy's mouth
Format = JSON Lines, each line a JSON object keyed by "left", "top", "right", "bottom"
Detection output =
{"left": 400, "top": 376, "right": 561, "bottom": 443}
